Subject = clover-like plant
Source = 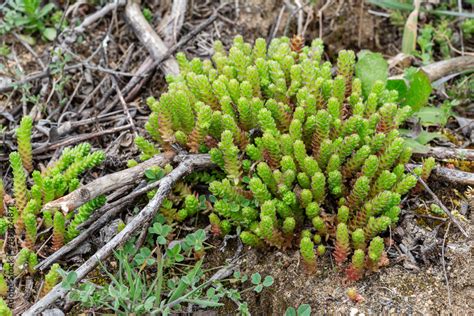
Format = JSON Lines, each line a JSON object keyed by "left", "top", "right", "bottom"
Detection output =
{"left": 140, "top": 36, "right": 434, "bottom": 279}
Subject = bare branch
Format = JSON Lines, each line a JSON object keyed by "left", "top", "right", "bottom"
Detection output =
{"left": 125, "top": 0, "right": 179, "bottom": 75}
{"left": 413, "top": 146, "right": 474, "bottom": 161}
{"left": 43, "top": 152, "right": 175, "bottom": 213}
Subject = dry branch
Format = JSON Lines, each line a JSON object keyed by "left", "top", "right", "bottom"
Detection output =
{"left": 408, "top": 163, "right": 474, "bottom": 186}
{"left": 422, "top": 56, "right": 474, "bottom": 82}
{"left": 407, "top": 166, "right": 469, "bottom": 238}
{"left": 389, "top": 56, "right": 474, "bottom": 81}
{"left": 103, "top": 9, "right": 217, "bottom": 112}
{"left": 43, "top": 152, "right": 175, "bottom": 213}
{"left": 413, "top": 146, "right": 474, "bottom": 161}
{"left": 125, "top": 0, "right": 179, "bottom": 75}
{"left": 431, "top": 166, "right": 474, "bottom": 186}
{"left": 24, "top": 154, "right": 213, "bottom": 316}
{"left": 32, "top": 124, "right": 132, "bottom": 155}
{"left": 73, "top": 0, "right": 127, "bottom": 34}
{"left": 159, "top": 0, "right": 188, "bottom": 45}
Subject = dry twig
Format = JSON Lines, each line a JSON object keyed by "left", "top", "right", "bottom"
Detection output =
{"left": 407, "top": 166, "right": 469, "bottom": 238}
{"left": 43, "top": 152, "right": 175, "bottom": 213}
{"left": 413, "top": 146, "right": 474, "bottom": 161}
{"left": 125, "top": 0, "right": 179, "bottom": 75}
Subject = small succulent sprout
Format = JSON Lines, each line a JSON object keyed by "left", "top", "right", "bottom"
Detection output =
{"left": 393, "top": 174, "right": 418, "bottom": 195}
{"left": 346, "top": 287, "right": 364, "bottom": 303}
{"left": 240, "top": 231, "right": 263, "bottom": 248}
{"left": 368, "top": 236, "right": 385, "bottom": 267}
{"left": 305, "top": 202, "right": 320, "bottom": 219}
{"left": 312, "top": 216, "right": 327, "bottom": 235}
{"left": 53, "top": 211, "right": 65, "bottom": 251}
{"left": 351, "top": 228, "right": 366, "bottom": 250}
{"left": 361, "top": 155, "right": 379, "bottom": 180}
{"left": 313, "top": 234, "right": 322, "bottom": 244}
{"left": 62, "top": 150, "right": 106, "bottom": 183}
{"left": 301, "top": 229, "right": 312, "bottom": 240}
{"left": 41, "top": 263, "right": 61, "bottom": 297}
{"left": 328, "top": 170, "right": 343, "bottom": 197}
{"left": 43, "top": 210, "right": 53, "bottom": 228}
{"left": 184, "top": 195, "right": 200, "bottom": 216}
{"left": 346, "top": 249, "right": 365, "bottom": 281}
{"left": 14, "top": 248, "right": 31, "bottom": 276}
{"left": 175, "top": 209, "right": 188, "bottom": 222}
{"left": 317, "top": 244, "right": 326, "bottom": 256}
{"left": 0, "top": 219, "right": 7, "bottom": 237}
{"left": 10, "top": 152, "right": 28, "bottom": 214}
{"left": 257, "top": 162, "right": 278, "bottom": 193}
{"left": 28, "top": 252, "right": 38, "bottom": 275}
{"left": 67, "top": 196, "right": 106, "bottom": 242}
{"left": 365, "top": 216, "right": 391, "bottom": 240}
{"left": 209, "top": 213, "right": 222, "bottom": 236}
{"left": 17, "top": 115, "right": 33, "bottom": 172}
{"left": 421, "top": 157, "right": 436, "bottom": 181}
{"left": 23, "top": 212, "right": 37, "bottom": 249}
{"left": 135, "top": 136, "right": 160, "bottom": 161}
{"left": 218, "top": 130, "right": 242, "bottom": 184}
{"left": 282, "top": 217, "right": 296, "bottom": 236}
{"left": 333, "top": 223, "right": 350, "bottom": 265}
{"left": 299, "top": 189, "right": 313, "bottom": 208}
{"left": 220, "top": 220, "right": 232, "bottom": 236}
{"left": 300, "top": 237, "right": 316, "bottom": 273}
{"left": 249, "top": 177, "right": 271, "bottom": 205}
{"left": 0, "top": 273, "right": 6, "bottom": 297}
{"left": 260, "top": 215, "right": 283, "bottom": 248}
{"left": 337, "top": 205, "right": 350, "bottom": 223}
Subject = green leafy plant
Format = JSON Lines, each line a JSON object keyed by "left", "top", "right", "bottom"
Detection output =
{"left": 285, "top": 304, "right": 312, "bottom": 316}
{"left": 69, "top": 214, "right": 273, "bottom": 314}
{"left": 137, "top": 35, "right": 434, "bottom": 281}
{"left": 0, "top": 0, "right": 59, "bottom": 41}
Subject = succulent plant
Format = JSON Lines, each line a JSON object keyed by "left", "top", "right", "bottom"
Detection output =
{"left": 52, "top": 211, "right": 65, "bottom": 251}
{"left": 66, "top": 196, "right": 106, "bottom": 241}
{"left": 41, "top": 263, "right": 61, "bottom": 297}
{"left": 137, "top": 35, "right": 435, "bottom": 279}
{"left": 16, "top": 115, "right": 33, "bottom": 172}
{"left": 0, "top": 297, "right": 11, "bottom": 316}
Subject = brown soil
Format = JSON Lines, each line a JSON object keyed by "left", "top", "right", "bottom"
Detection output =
{"left": 206, "top": 215, "right": 473, "bottom": 314}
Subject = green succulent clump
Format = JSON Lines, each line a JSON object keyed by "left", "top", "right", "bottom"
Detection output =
{"left": 143, "top": 36, "right": 433, "bottom": 279}
{"left": 5, "top": 138, "right": 106, "bottom": 301}
{"left": 300, "top": 236, "right": 316, "bottom": 272}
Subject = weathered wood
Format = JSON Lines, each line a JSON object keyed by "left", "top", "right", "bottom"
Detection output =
{"left": 124, "top": 0, "right": 179, "bottom": 75}
{"left": 413, "top": 146, "right": 474, "bottom": 161}
{"left": 43, "top": 152, "right": 175, "bottom": 213}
